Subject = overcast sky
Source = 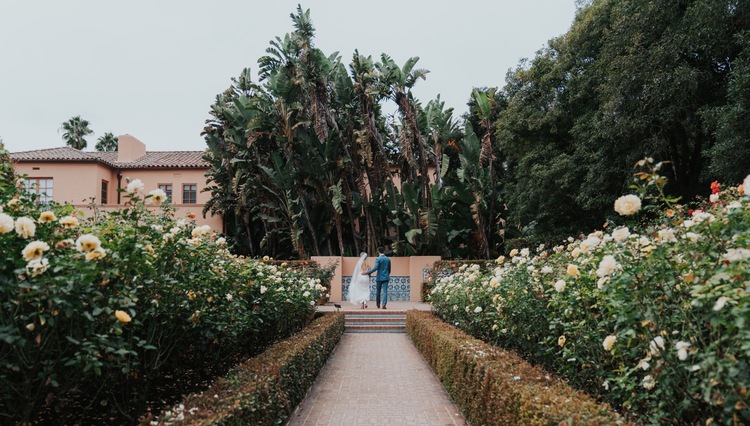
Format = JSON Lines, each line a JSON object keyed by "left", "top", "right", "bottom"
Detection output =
{"left": 1, "top": 0, "right": 578, "bottom": 153}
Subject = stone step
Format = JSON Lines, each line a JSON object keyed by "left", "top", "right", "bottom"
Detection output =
{"left": 345, "top": 318, "right": 405, "bottom": 324}
{"left": 346, "top": 327, "right": 406, "bottom": 334}
{"left": 344, "top": 311, "right": 407, "bottom": 333}
{"left": 345, "top": 324, "right": 406, "bottom": 333}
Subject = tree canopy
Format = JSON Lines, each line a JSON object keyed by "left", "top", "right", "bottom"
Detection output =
{"left": 203, "top": 1, "right": 749, "bottom": 258}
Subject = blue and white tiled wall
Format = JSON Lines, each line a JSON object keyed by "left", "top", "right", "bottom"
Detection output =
{"left": 342, "top": 276, "right": 411, "bottom": 302}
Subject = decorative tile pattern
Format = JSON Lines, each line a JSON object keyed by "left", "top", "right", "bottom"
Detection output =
{"left": 342, "top": 276, "right": 411, "bottom": 302}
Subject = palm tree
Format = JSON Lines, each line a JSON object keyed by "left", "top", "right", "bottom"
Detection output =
{"left": 95, "top": 132, "right": 118, "bottom": 151}
{"left": 374, "top": 55, "right": 431, "bottom": 205}
{"left": 59, "top": 116, "right": 93, "bottom": 150}
{"left": 424, "top": 96, "right": 461, "bottom": 189}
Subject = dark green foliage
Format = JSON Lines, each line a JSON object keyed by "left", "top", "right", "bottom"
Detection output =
{"left": 497, "top": 0, "right": 750, "bottom": 242}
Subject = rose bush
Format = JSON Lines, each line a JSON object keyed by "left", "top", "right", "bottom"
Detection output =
{"left": 429, "top": 173, "right": 750, "bottom": 424}
{"left": 0, "top": 145, "right": 332, "bottom": 424}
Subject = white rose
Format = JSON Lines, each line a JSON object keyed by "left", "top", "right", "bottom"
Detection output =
{"left": 596, "top": 255, "right": 620, "bottom": 278}
{"left": 642, "top": 375, "right": 656, "bottom": 390}
{"left": 649, "top": 336, "right": 665, "bottom": 354}
{"left": 554, "top": 280, "right": 566, "bottom": 293}
{"left": 611, "top": 227, "right": 630, "bottom": 243}
{"left": 126, "top": 179, "right": 144, "bottom": 194}
{"left": 675, "top": 341, "right": 691, "bottom": 361}
{"left": 614, "top": 194, "right": 642, "bottom": 216}
{"left": 603, "top": 335, "right": 617, "bottom": 351}
{"left": 713, "top": 296, "right": 729, "bottom": 311}
{"left": 723, "top": 248, "right": 750, "bottom": 262}
{"left": 0, "top": 213, "right": 14, "bottom": 234}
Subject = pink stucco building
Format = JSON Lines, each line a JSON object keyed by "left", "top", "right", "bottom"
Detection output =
{"left": 10, "top": 135, "right": 222, "bottom": 230}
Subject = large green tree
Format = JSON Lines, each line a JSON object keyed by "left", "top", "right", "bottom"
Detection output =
{"left": 497, "top": 0, "right": 750, "bottom": 243}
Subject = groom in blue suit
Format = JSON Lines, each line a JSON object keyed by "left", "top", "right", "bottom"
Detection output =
{"left": 365, "top": 246, "right": 391, "bottom": 309}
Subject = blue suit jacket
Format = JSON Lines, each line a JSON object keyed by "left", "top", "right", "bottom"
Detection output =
{"left": 366, "top": 254, "right": 391, "bottom": 281}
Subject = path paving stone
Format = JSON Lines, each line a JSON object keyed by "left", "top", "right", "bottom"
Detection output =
{"left": 288, "top": 333, "right": 467, "bottom": 426}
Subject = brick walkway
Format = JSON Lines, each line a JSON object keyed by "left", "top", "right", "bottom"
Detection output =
{"left": 287, "top": 333, "right": 467, "bottom": 426}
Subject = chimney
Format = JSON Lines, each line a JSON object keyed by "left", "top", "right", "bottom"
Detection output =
{"left": 117, "top": 134, "right": 146, "bottom": 162}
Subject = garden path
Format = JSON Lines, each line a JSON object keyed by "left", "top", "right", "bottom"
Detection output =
{"left": 288, "top": 303, "right": 466, "bottom": 426}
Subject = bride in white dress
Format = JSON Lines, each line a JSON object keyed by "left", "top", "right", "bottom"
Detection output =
{"left": 347, "top": 252, "right": 371, "bottom": 309}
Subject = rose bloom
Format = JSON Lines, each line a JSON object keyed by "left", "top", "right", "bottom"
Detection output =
{"left": 22, "top": 240, "right": 50, "bottom": 261}
{"left": 683, "top": 232, "right": 700, "bottom": 243}
{"left": 597, "top": 276, "right": 609, "bottom": 289}
{"left": 657, "top": 228, "right": 677, "bottom": 243}
{"left": 638, "top": 357, "right": 651, "bottom": 371}
{"left": 148, "top": 188, "right": 168, "bottom": 206}
{"left": 614, "top": 194, "right": 642, "bottom": 216}
{"left": 713, "top": 296, "right": 729, "bottom": 311}
{"left": 509, "top": 249, "right": 519, "bottom": 257}
{"left": 554, "top": 279, "right": 566, "bottom": 293}
{"left": 723, "top": 248, "right": 750, "bottom": 262}
{"left": 0, "top": 213, "right": 13, "bottom": 234}
{"left": 85, "top": 247, "right": 107, "bottom": 261}
{"left": 581, "top": 235, "right": 601, "bottom": 252}
{"left": 675, "top": 341, "right": 691, "bottom": 361}
{"left": 692, "top": 211, "right": 715, "bottom": 224}
{"left": 15, "top": 217, "right": 36, "bottom": 239}
{"left": 115, "top": 310, "right": 132, "bottom": 323}
{"left": 709, "top": 193, "right": 720, "bottom": 203}
{"left": 496, "top": 255, "right": 505, "bottom": 264}
{"left": 215, "top": 237, "right": 226, "bottom": 246}
{"left": 126, "top": 179, "right": 144, "bottom": 194}
{"left": 76, "top": 234, "right": 102, "bottom": 252}
{"left": 596, "top": 255, "right": 620, "bottom": 277}
{"left": 7, "top": 199, "right": 21, "bottom": 211}
{"left": 603, "top": 335, "right": 617, "bottom": 351}
{"left": 567, "top": 264, "right": 580, "bottom": 277}
{"left": 191, "top": 224, "right": 212, "bottom": 238}
{"left": 39, "top": 211, "right": 57, "bottom": 222}
{"left": 26, "top": 258, "right": 50, "bottom": 277}
{"left": 743, "top": 175, "right": 750, "bottom": 195}
{"left": 558, "top": 335, "right": 566, "bottom": 347}
{"left": 642, "top": 375, "right": 656, "bottom": 390}
{"left": 59, "top": 216, "right": 79, "bottom": 228}
{"left": 474, "top": 306, "right": 483, "bottom": 313}
{"left": 649, "top": 336, "right": 665, "bottom": 354}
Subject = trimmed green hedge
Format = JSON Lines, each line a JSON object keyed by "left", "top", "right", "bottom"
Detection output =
{"left": 141, "top": 312, "right": 345, "bottom": 425}
{"left": 406, "top": 310, "right": 625, "bottom": 426}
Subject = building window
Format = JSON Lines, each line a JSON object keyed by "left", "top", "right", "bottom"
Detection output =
{"left": 182, "top": 184, "right": 197, "bottom": 204}
{"left": 158, "top": 184, "right": 173, "bottom": 202}
{"left": 24, "top": 178, "right": 54, "bottom": 204}
{"left": 101, "top": 180, "right": 108, "bottom": 205}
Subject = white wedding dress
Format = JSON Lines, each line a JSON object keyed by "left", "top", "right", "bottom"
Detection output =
{"left": 347, "top": 253, "right": 371, "bottom": 306}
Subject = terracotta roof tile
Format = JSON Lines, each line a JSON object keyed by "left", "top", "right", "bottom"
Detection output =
{"left": 11, "top": 147, "right": 208, "bottom": 169}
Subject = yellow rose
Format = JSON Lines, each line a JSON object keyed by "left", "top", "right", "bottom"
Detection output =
{"left": 567, "top": 264, "right": 580, "bottom": 277}
{"left": 115, "top": 310, "right": 132, "bottom": 323}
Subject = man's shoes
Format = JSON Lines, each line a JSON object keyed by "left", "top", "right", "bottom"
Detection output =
{"left": 376, "top": 304, "right": 380, "bottom": 308}
{"left": 382, "top": 306, "right": 387, "bottom": 309}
